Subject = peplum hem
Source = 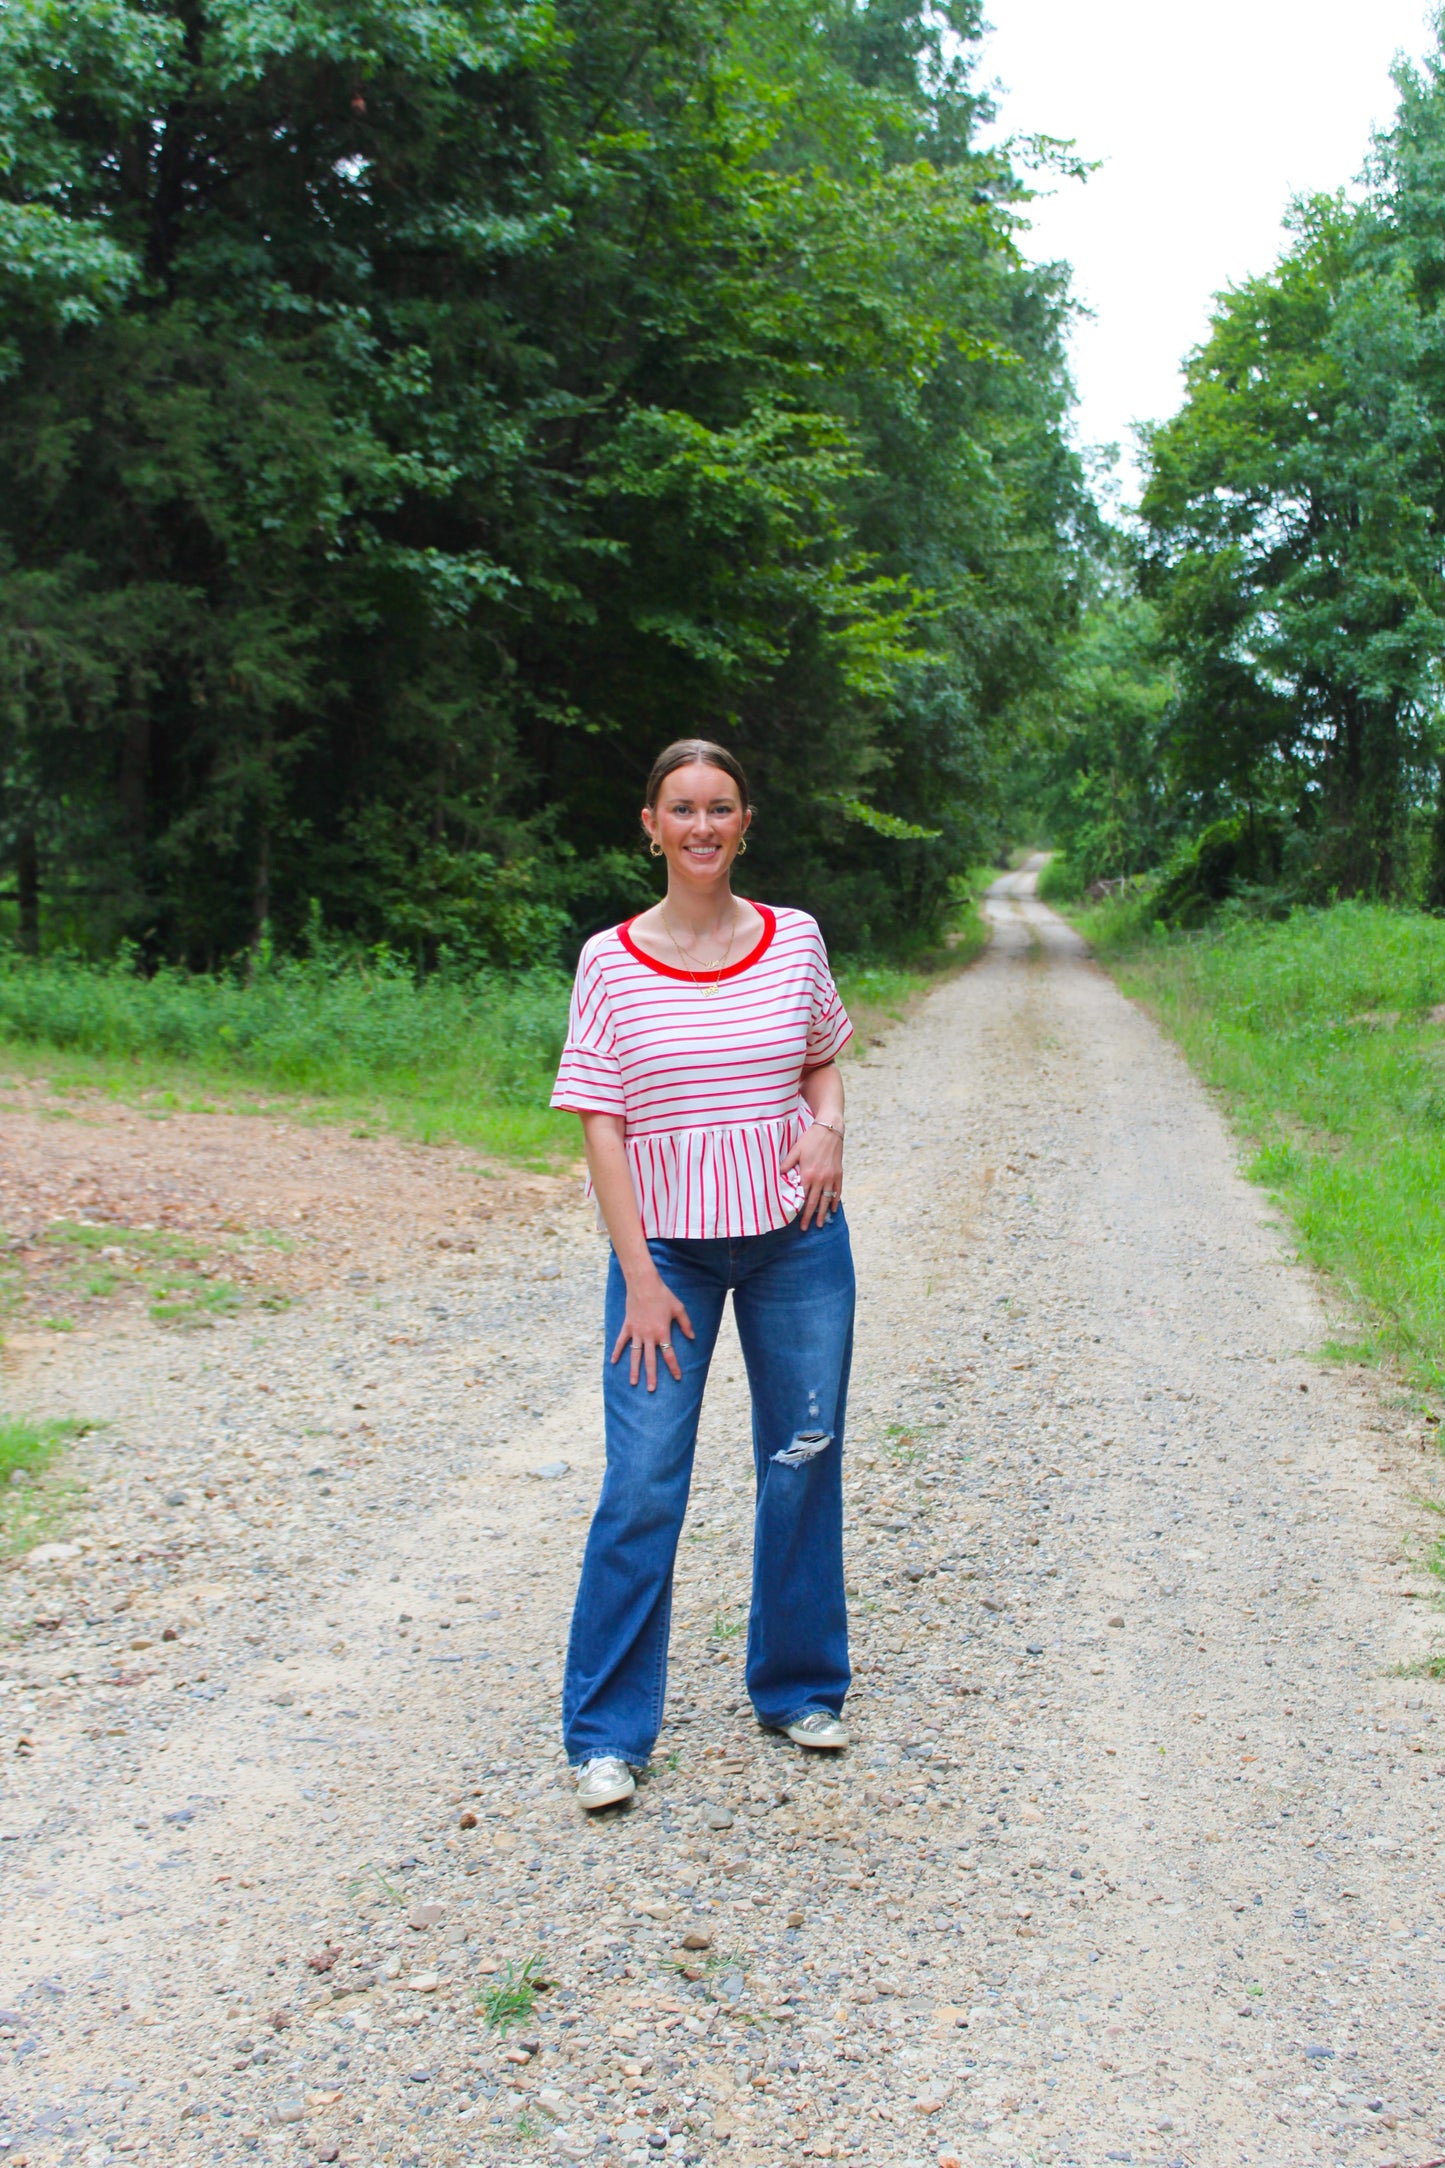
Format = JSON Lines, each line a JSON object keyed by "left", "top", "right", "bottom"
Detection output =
{"left": 589, "top": 1111, "right": 815, "bottom": 1241}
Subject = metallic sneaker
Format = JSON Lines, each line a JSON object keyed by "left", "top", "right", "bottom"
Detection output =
{"left": 783, "top": 1709, "right": 849, "bottom": 1750}
{"left": 574, "top": 1756, "right": 636, "bottom": 1810}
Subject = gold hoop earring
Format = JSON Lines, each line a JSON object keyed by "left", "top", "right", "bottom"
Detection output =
{"left": 737, "top": 836, "right": 748, "bottom": 855}
{"left": 649, "top": 839, "right": 663, "bottom": 858}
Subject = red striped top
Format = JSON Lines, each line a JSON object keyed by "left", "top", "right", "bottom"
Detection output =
{"left": 551, "top": 904, "right": 852, "bottom": 1238}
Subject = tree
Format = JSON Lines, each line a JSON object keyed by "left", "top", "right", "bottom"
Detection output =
{"left": 0, "top": 0, "right": 1089, "bottom": 963}
{"left": 1140, "top": 190, "right": 1444, "bottom": 898}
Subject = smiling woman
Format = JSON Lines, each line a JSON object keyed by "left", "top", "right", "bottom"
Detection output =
{"left": 550, "top": 740, "right": 858, "bottom": 1810}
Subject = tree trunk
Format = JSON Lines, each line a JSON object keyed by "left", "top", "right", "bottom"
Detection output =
{"left": 16, "top": 826, "right": 39, "bottom": 955}
{"left": 250, "top": 821, "right": 271, "bottom": 970}
{"left": 1424, "top": 758, "right": 1445, "bottom": 913}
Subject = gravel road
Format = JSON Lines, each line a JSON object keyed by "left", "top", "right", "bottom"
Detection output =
{"left": 2, "top": 863, "right": 1443, "bottom": 2168}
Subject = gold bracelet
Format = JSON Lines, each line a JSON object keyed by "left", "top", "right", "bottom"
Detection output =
{"left": 814, "top": 1117, "right": 845, "bottom": 1139}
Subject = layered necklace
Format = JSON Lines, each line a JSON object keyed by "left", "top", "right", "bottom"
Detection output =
{"left": 660, "top": 899, "right": 740, "bottom": 996}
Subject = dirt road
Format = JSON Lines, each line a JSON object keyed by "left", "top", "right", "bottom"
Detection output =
{"left": 2, "top": 863, "right": 1443, "bottom": 2168}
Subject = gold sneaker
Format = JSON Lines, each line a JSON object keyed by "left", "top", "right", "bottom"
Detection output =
{"left": 575, "top": 1756, "right": 636, "bottom": 1810}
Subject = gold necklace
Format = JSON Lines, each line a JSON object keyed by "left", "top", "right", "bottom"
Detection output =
{"left": 660, "top": 899, "right": 740, "bottom": 995}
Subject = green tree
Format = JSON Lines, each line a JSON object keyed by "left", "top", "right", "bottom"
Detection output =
{"left": 0, "top": 0, "right": 1089, "bottom": 964}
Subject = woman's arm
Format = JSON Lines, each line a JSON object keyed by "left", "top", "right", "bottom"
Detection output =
{"left": 580, "top": 1112, "right": 694, "bottom": 1391}
{"left": 781, "top": 1060, "right": 846, "bottom": 1229}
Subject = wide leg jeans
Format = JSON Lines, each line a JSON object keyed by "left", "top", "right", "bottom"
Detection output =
{"left": 562, "top": 1207, "right": 855, "bottom": 1767}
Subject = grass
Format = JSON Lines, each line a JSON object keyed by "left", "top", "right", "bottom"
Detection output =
{"left": 3, "top": 1219, "right": 291, "bottom": 1336}
{"left": 0, "top": 1414, "right": 94, "bottom": 1554}
{"left": 0, "top": 881, "right": 995, "bottom": 1163}
{"left": 478, "top": 1955, "right": 544, "bottom": 2034}
{"left": 1070, "top": 896, "right": 1445, "bottom": 1396}
{"left": 0, "top": 947, "right": 575, "bottom": 1163}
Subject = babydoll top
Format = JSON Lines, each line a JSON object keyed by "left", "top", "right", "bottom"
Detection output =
{"left": 550, "top": 903, "right": 852, "bottom": 1240}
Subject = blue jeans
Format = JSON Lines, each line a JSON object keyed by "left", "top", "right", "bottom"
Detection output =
{"left": 562, "top": 1208, "right": 855, "bottom": 1766}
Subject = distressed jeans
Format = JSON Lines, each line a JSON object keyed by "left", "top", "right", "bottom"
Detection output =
{"left": 562, "top": 1207, "right": 855, "bottom": 1767}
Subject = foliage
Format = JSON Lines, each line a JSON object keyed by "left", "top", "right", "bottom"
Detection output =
{"left": 1035, "top": 851, "right": 1084, "bottom": 904}
{"left": 0, "top": 0, "right": 1089, "bottom": 969}
{"left": 1149, "top": 812, "right": 1287, "bottom": 929}
{"left": 0, "top": 943, "right": 573, "bottom": 1156}
{"left": 1010, "top": 580, "right": 1177, "bottom": 887}
{"left": 1102, "top": 901, "right": 1445, "bottom": 1392}
{"left": 1032, "top": 27, "right": 1445, "bottom": 910}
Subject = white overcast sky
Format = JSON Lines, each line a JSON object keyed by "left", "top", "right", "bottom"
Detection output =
{"left": 979, "top": 0, "right": 1441, "bottom": 498}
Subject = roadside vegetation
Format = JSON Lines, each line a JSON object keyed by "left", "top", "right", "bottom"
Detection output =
{"left": 0, "top": 882, "right": 992, "bottom": 1163}
{"left": 1067, "top": 897, "right": 1445, "bottom": 1396}
{"left": 0, "top": 946, "right": 576, "bottom": 1159}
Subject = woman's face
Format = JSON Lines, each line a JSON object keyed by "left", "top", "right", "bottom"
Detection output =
{"left": 641, "top": 762, "right": 751, "bottom": 884}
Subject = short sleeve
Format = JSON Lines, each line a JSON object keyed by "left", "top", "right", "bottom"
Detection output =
{"left": 803, "top": 932, "right": 853, "bottom": 1070}
{"left": 550, "top": 947, "right": 627, "bottom": 1116}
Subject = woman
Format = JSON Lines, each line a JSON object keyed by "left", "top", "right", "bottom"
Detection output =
{"left": 551, "top": 739, "right": 856, "bottom": 1810}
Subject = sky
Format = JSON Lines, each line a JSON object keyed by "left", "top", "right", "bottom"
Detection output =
{"left": 979, "top": 0, "right": 1441, "bottom": 499}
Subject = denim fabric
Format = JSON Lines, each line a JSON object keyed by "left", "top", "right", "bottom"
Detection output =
{"left": 562, "top": 1207, "right": 855, "bottom": 1766}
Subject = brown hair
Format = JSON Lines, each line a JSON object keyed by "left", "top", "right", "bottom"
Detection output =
{"left": 644, "top": 738, "right": 751, "bottom": 812}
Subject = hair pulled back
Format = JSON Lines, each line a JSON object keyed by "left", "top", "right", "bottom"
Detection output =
{"left": 644, "top": 738, "right": 751, "bottom": 812}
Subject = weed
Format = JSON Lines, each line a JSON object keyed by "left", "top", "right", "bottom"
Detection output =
{"left": 479, "top": 1955, "right": 543, "bottom": 2034}
{"left": 148, "top": 1275, "right": 243, "bottom": 1329}
{"left": 883, "top": 1422, "right": 923, "bottom": 1466}
{"left": 347, "top": 1866, "right": 404, "bottom": 1907}
{"left": 710, "top": 1611, "right": 744, "bottom": 1641}
{"left": 1392, "top": 1653, "right": 1445, "bottom": 1680}
{"left": 0, "top": 1415, "right": 89, "bottom": 1486}
{"left": 0, "top": 1416, "right": 93, "bottom": 1554}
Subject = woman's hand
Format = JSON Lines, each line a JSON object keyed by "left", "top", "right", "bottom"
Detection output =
{"left": 611, "top": 1268, "right": 695, "bottom": 1391}
{"left": 782, "top": 1118, "right": 844, "bottom": 1230}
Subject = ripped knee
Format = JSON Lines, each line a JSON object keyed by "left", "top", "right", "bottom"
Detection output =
{"left": 771, "top": 1429, "right": 833, "bottom": 1468}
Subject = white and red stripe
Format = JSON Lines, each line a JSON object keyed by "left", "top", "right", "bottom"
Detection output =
{"left": 551, "top": 904, "right": 852, "bottom": 1239}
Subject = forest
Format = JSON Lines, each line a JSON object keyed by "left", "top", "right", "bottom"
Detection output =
{"left": 0, "top": 0, "right": 1091, "bottom": 972}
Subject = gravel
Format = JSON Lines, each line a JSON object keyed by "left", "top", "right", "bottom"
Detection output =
{"left": 0, "top": 863, "right": 1442, "bottom": 2168}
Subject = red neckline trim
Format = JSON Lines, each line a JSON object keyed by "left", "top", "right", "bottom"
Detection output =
{"left": 617, "top": 902, "right": 777, "bottom": 983}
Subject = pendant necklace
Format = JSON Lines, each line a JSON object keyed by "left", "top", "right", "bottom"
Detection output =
{"left": 660, "top": 899, "right": 739, "bottom": 995}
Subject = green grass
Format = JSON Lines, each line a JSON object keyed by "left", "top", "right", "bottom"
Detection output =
{"left": 3, "top": 1219, "right": 290, "bottom": 1336}
{"left": 0, "top": 1415, "right": 93, "bottom": 1554}
{"left": 1075, "top": 897, "right": 1445, "bottom": 1394}
{"left": 478, "top": 1955, "right": 544, "bottom": 2034}
{"left": 1035, "top": 851, "right": 1086, "bottom": 905}
{"left": 0, "top": 948, "right": 575, "bottom": 1162}
{"left": 0, "top": 886, "right": 994, "bottom": 1162}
